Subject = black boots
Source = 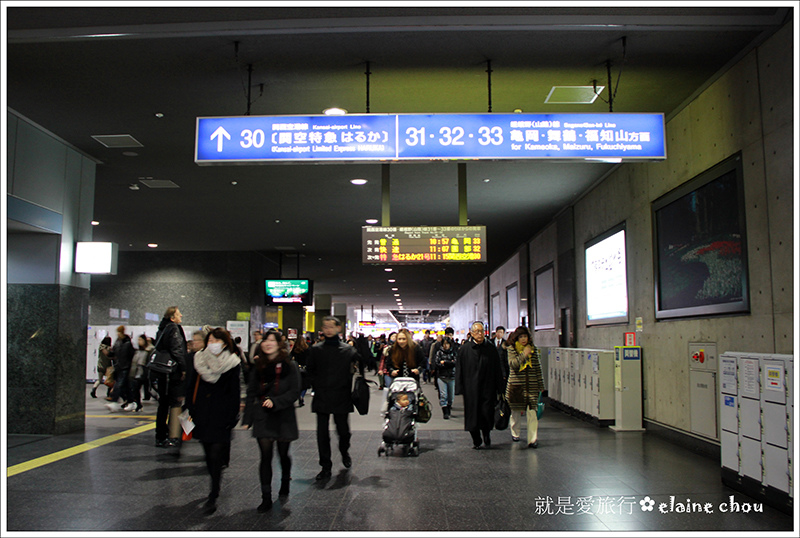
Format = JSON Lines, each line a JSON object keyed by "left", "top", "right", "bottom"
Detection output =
{"left": 90, "top": 387, "right": 97, "bottom": 398}
{"left": 442, "top": 406, "right": 451, "bottom": 419}
{"left": 279, "top": 478, "right": 291, "bottom": 498}
{"left": 257, "top": 486, "right": 272, "bottom": 513}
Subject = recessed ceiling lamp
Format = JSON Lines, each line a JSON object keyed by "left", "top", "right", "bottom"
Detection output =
{"left": 391, "top": 288, "right": 398, "bottom": 291}
{"left": 231, "top": 181, "right": 238, "bottom": 185}
{"left": 483, "top": 178, "right": 491, "bottom": 183}
{"left": 147, "top": 243, "right": 158, "bottom": 248}
{"left": 384, "top": 268, "right": 393, "bottom": 272}
{"left": 366, "top": 219, "right": 378, "bottom": 224}
{"left": 394, "top": 294, "right": 400, "bottom": 297}
{"left": 323, "top": 107, "right": 347, "bottom": 115}
{"left": 350, "top": 179, "right": 368, "bottom": 185}
{"left": 155, "top": 112, "right": 164, "bottom": 118}
{"left": 388, "top": 279, "right": 396, "bottom": 283}
{"left": 91, "top": 221, "right": 100, "bottom": 226}
{"left": 128, "top": 184, "right": 140, "bottom": 190}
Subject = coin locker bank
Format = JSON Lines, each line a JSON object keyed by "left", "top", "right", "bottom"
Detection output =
{"left": 719, "top": 352, "right": 793, "bottom": 514}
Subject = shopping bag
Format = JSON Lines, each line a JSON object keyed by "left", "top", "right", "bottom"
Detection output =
{"left": 536, "top": 392, "right": 545, "bottom": 420}
{"left": 178, "top": 409, "right": 194, "bottom": 441}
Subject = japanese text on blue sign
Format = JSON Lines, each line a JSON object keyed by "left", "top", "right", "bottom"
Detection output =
{"left": 195, "top": 113, "right": 665, "bottom": 163}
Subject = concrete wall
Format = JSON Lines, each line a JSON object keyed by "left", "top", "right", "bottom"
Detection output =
{"left": 449, "top": 278, "right": 488, "bottom": 341}
{"left": 488, "top": 251, "right": 521, "bottom": 331}
{"left": 88, "top": 250, "right": 255, "bottom": 328}
{"left": 572, "top": 21, "right": 793, "bottom": 432}
{"left": 450, "top": 21, "right": 794, "bottom": 436}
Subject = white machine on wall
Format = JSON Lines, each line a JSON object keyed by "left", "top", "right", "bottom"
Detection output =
{"left": 719, "top": 351, "right": 793, "bottom": 515}
{"left": 689, "top": 342, "right": 718, "bottom": 439}
{"left": 610, "top": 346, "right": 645, "bottom": 432}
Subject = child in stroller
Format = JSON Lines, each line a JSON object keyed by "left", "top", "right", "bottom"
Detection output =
{"left": 378, "top": 377, "right": 421, "bottom": 457}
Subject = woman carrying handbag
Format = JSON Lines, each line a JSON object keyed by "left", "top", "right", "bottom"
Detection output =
{"left": 504, "top": 326, "right": 544, "bottom": 448}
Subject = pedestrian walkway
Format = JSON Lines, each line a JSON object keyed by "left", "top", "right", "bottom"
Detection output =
{"left": 3, "top": 381, "right": 795, "bottom": 533}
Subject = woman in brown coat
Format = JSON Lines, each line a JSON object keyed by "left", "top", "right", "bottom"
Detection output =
{"left": 504, "top": 326, "right": 544, "bottom": 448}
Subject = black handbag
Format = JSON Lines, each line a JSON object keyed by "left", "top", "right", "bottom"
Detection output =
{"left": 147, "top": 331, "right": 178, "bottom": 374}
{"left": 351, "top": 376, "right": 376, "bottom": 415}
{"left": 416, "top": 392, "right": 432, "bottom": 423}
{"left": 494, "top": 397, "right": 511, "bottom": 430}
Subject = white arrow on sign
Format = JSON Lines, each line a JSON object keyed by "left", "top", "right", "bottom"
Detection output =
{"left": 210, "top": 126, "right": 231, "bottom": 152}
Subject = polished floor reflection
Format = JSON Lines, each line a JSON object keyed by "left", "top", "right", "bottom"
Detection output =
{"left": 4, "top": 383, "right": 794, "bottom": 533}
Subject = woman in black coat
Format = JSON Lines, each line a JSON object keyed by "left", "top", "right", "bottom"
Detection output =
{"left": 387, "top": 328, "right": 425, "bottom": 383}
{"left": 243, "top": 329, "right": 301, "bottom": 513}
{"left": 186, "top": 327, "right": 241, "bottom": 515}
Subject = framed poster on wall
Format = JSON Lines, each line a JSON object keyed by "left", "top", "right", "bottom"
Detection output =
{"left": 651, "top": 153, "right": 749, "bottom": 319}
{"left": 585, "top": 223, "right": 629, "bottom": 326}
{"left": 534, "top": 264, "right": 556, "bottom": 330}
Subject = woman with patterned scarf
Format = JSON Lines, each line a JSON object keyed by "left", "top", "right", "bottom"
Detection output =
{"left": 186, "top": 327, "right": 242, "bottom": 515}
{"left": 504, "top": 326, "right": 544, "bottom": 448}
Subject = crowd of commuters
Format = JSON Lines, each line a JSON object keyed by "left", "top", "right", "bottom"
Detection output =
{"left": 95, "top": 308, "right": 543, "bottom": 514}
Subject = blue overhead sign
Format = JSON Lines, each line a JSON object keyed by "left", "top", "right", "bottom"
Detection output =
{"left": 195, "top": 113, "right": 665, "bottom": 164}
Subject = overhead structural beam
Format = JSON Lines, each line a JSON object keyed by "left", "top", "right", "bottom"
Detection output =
{"left": 458, "top": 163, "right": 468, "bottom": 226}
{"left": 382, "top": 163, "right": 391, "bottom": 226}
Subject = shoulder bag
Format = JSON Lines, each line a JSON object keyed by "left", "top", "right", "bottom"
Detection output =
{"left": 147, "top": 330, "right": 178, "bottom": 374}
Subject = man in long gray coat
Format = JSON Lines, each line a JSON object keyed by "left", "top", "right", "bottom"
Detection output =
{"left": 455, "top": 321, "right": 505, "bottom": 449}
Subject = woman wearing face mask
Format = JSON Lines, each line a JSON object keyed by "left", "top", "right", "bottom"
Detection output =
{"left": 185, "top": 327, "right": 242, "bottom": 515}
{"left": 243, "top": 329, "right": 301, "bottom": 513}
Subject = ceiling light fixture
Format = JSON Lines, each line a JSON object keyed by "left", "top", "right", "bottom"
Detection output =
{"left": 483, "top": 178, "right": 491, "bottom": 183}
{"left": 128, "top": 184, "right": 140, "bottom": 190}
{"left": 147, "top": 243, "right": 158, "bottom": 248}
{"left": 388, "top": 279, "right": 396, "bottom": 283}
{"left": 366, "top": 219, "right": 378, "bottom": 224}
{"left": 91, "top": 221, "right": 100, "bottom": 226}
{"left": 544, "top": 86, "right": 604, "bottom": 104}
{"left": 323, "top": 107, "right": 347, "bottom": 116}
{"left": 384, "top": 268, "right": 393, "bottom": 272}
{"left": 122, "top": 151, "right": 138, "bottom": 157}
{"left": 231, "top": 181, "right": 238, "bottom": 185}
{"left": 350, "top": 178, "right": 368, "bottom": 185}
{"left": 154, "top": 112, "right": 164, "bottom": 118}
{"left": 391, "top": 288, "right": 398, "bottom": 291}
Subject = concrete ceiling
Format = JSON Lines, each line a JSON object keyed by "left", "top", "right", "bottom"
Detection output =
{"left": 5, "top": 5, "right": 791, "bottom": 312}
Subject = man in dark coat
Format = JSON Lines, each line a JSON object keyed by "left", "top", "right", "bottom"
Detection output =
{"left": 306, "top": 315, "right": 362, "bottom": 480}
{"left": 492, "top": 325, "right": 509, "bottom": 390}
{"left": 455, "top": 321, "right": 505, "bottom": 449}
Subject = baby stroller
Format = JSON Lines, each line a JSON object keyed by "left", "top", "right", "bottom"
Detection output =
{"left": 378, "top": 377, "right": 421, "bottom": 457}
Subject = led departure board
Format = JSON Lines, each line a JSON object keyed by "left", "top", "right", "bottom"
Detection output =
{"left": 362, "top": 226, "right": 487, "bottom": 264}
{"left": 196, "top": 113, "right": 665, "bottom": 164}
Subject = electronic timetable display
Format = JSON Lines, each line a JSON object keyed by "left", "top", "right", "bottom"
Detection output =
{"left": 362, "top": 226, "right": 487, "bottom": 264}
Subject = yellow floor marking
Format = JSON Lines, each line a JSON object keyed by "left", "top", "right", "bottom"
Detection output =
{"left": 7, "top": 422, "right": 155, "bottom": 478}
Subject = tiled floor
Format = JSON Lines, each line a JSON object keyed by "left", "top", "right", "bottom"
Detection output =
{"left": 4, "top": 381, "right": 795, "bottom": 533}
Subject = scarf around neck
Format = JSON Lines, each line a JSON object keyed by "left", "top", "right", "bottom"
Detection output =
{"left": 515, "top": 341, "right": 533, "bottom": 371}
{"left": 194, "top": 348, "right": 240, "bottom": 383}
